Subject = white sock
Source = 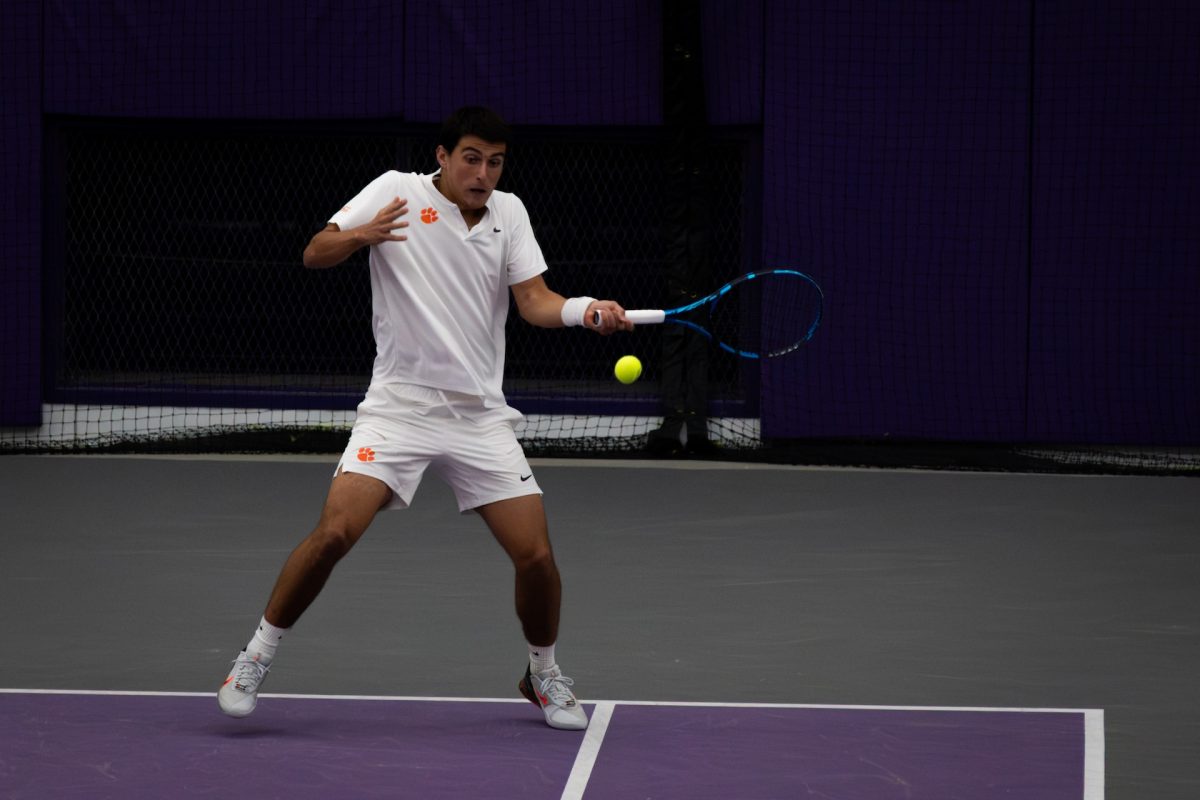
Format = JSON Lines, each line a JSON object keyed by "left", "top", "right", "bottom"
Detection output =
{"left": 245, "top": 617, "right": 288, "bottom": 664}
{"left": 528, "top": 642, "right": 556, "bottom": 674}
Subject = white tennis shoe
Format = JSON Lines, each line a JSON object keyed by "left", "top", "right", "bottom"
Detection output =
{"left": 218, "top": 651, "right": 270, "bottom": 718}
{"left": 519, "top": 664, "right": 589, "bottom": 730}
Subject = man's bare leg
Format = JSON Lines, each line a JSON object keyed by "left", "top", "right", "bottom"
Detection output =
{"left": 478, "top": 494, "right": 588, "bottom": 730}
{"left": 218, "top": 471, "right": 392, "bottom": 717}
{"left": 265, "top": 471, "right": 393, "bottom": 627}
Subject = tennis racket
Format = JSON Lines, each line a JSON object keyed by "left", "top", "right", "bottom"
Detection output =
{"left": 598, "top": 269, "right": 824, "bottom": 359}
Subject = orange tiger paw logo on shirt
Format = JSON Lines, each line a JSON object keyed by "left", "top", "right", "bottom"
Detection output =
{"left": 357, "top": 448, "right": 376, "bottom": 462}
{"left": 420, "top": 208, "right": 438, "bottom": 224}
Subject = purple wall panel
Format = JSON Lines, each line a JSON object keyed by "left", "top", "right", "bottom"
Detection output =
{"left": 14, "top": 1, "right": 1199, "bottom": 444}
{"left": 42, "top": 1, "right": 660, "bottom": 124}
{"left": 1, "top": 0, "right": 42, "bottom": 425}
{"left": 401, "top": 1, "right": 661, "bottom": 124}
{"left": 761, "top": 2, "right": 1030, "bottom": 440}
{"left": 701, "top": 0, "right": 763, "bottom": 125}
{"left": 43, "top": 0, "right": 402, "bottom": 119}
{"left": 1029, "top": 1, "right": 1200, "bottom": 444}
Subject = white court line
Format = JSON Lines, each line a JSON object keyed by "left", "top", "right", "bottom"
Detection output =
{"left": 0, "top": 688, "right": 1102, "bottom": 714}
{"left": 560, "top": 701, "right": 614, "bottom": 800}
{"left": 0, "top": 687, "right": 1101, "bottom": 714}
{"left": 0, "top": 688, "right": 524, "bottom": 703}
{"left": 1084, "top": 709, "right": 1105, "bottom": 800}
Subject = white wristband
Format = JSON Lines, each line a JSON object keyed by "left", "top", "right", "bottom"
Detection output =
{"left": 560, "top": 296, "right": 596, "bottom": 327}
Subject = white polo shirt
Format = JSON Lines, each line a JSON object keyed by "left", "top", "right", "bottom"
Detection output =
{"left": 329, "top": 171, "right": 548, "bottom": 409}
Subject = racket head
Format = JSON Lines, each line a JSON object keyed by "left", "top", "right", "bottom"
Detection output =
{"left": 671, "top": 269, "right": 823, "bottom": 359}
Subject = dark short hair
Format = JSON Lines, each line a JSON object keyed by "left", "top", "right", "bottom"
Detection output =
{"left": 438, "top": 106, "right": 512, "bottom": 153}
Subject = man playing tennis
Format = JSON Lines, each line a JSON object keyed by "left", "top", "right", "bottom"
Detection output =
{"left": 218, "top": 106, "right": 631, "bottom": 730}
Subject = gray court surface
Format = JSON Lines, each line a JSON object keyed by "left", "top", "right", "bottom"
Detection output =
{"left": 1, "top": 455, "right": 1197, "bottom": 798}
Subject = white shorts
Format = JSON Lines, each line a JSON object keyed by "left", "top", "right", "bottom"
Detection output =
{"left": 335, "top": 383, "right": 542, "bottom": 513}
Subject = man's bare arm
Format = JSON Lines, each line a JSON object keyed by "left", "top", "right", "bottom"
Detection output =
{"left": 302, "top": 197, "right": 409, "bottom": 269}
{"left": 510, "top": 275, "right": 631, "bottom": 333}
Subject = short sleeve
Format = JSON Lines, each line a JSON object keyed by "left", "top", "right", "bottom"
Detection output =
{"left": 505, "top": 195, "right": 550, "bottom": 285}
{"left": 328, "top": 171, "right": 402, "bottom": 232}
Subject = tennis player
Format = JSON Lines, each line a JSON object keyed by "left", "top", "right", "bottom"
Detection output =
{"left": 218, "top": 107, "right": 631, "bottom": 730}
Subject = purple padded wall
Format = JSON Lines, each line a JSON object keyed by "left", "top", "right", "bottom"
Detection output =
{"left": 701, "top": 0, "right": 763, "bottom": 125}
{"left": 1, "top": 0, "right": 42, "bottom": 425}
{"left": 44, "top": 1, "right": 401, "bottom": 119}
{"left": 401, "top": 1, "right": 661, "bottom": 125}
{"left": 1028, "top": 0, "right": 1200, "bottom": 444}
{"left": 761, "top": 2, "right": 1030, "bottom": 440}
{"left": 12, "top": 1, "right": 1198, "bottom": 445}
{"left": 42, "top": 0, "right": 661, "bottom": 124}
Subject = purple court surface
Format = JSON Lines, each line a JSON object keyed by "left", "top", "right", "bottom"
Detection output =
{"left": 1, "top": 690, "right": 1102, "bottom": 799}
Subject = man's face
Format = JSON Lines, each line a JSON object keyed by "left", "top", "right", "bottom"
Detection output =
{"left": 436, "top": 135, "right": 506, "bottom": 212}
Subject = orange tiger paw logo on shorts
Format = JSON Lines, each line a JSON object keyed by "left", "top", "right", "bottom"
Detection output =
{"left": 357, "top": 447, "right": 376, "bottom": 462}
{"left": 420, "top": 207, "right": 439, "bottom": 224}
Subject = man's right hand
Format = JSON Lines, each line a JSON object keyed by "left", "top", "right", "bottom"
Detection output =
{"left": 354, "top": 197, "right": 409, "bottom": 246}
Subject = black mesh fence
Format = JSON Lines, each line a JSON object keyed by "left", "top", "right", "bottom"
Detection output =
{"left": 5, "top": 119, "right": 1195, "bottom": 475}
{"left": 9, "top": 120, "right": 754, "bottom": 455}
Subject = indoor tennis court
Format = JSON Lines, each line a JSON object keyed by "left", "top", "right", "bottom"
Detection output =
{"left": 3, "top": 2, "right": 1197, "bottom": 799}
{"left": 3, "top": 456, "right": 1197, "bottom": 797}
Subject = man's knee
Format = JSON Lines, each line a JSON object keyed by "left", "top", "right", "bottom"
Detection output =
{"left": 513, "top": 544, "right": 556, "bottom": 575}
{"left": 306, "top": 521, "right": 362, "bottom": 562}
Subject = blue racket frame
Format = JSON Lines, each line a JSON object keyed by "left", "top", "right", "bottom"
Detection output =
{"left": 658, "top": 269, "right": 824, "bottom": 359}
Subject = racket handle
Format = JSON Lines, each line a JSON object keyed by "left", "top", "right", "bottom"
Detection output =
{"left": 626, "top": 309, "right": 666, "bottom": 324}
{"left": 591, "top": 309, "right": 667, "bottom": 325}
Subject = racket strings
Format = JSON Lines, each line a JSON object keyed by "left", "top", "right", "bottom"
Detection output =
{"left": 708, "top": 271, "right": 822, "bottom": 358}
{"left": 760, "top": 272, "right": 822, "bottom": 357}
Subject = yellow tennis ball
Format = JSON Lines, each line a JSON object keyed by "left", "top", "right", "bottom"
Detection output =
{"left": 614, "top": 355, "right": 642, "bottom": 384}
